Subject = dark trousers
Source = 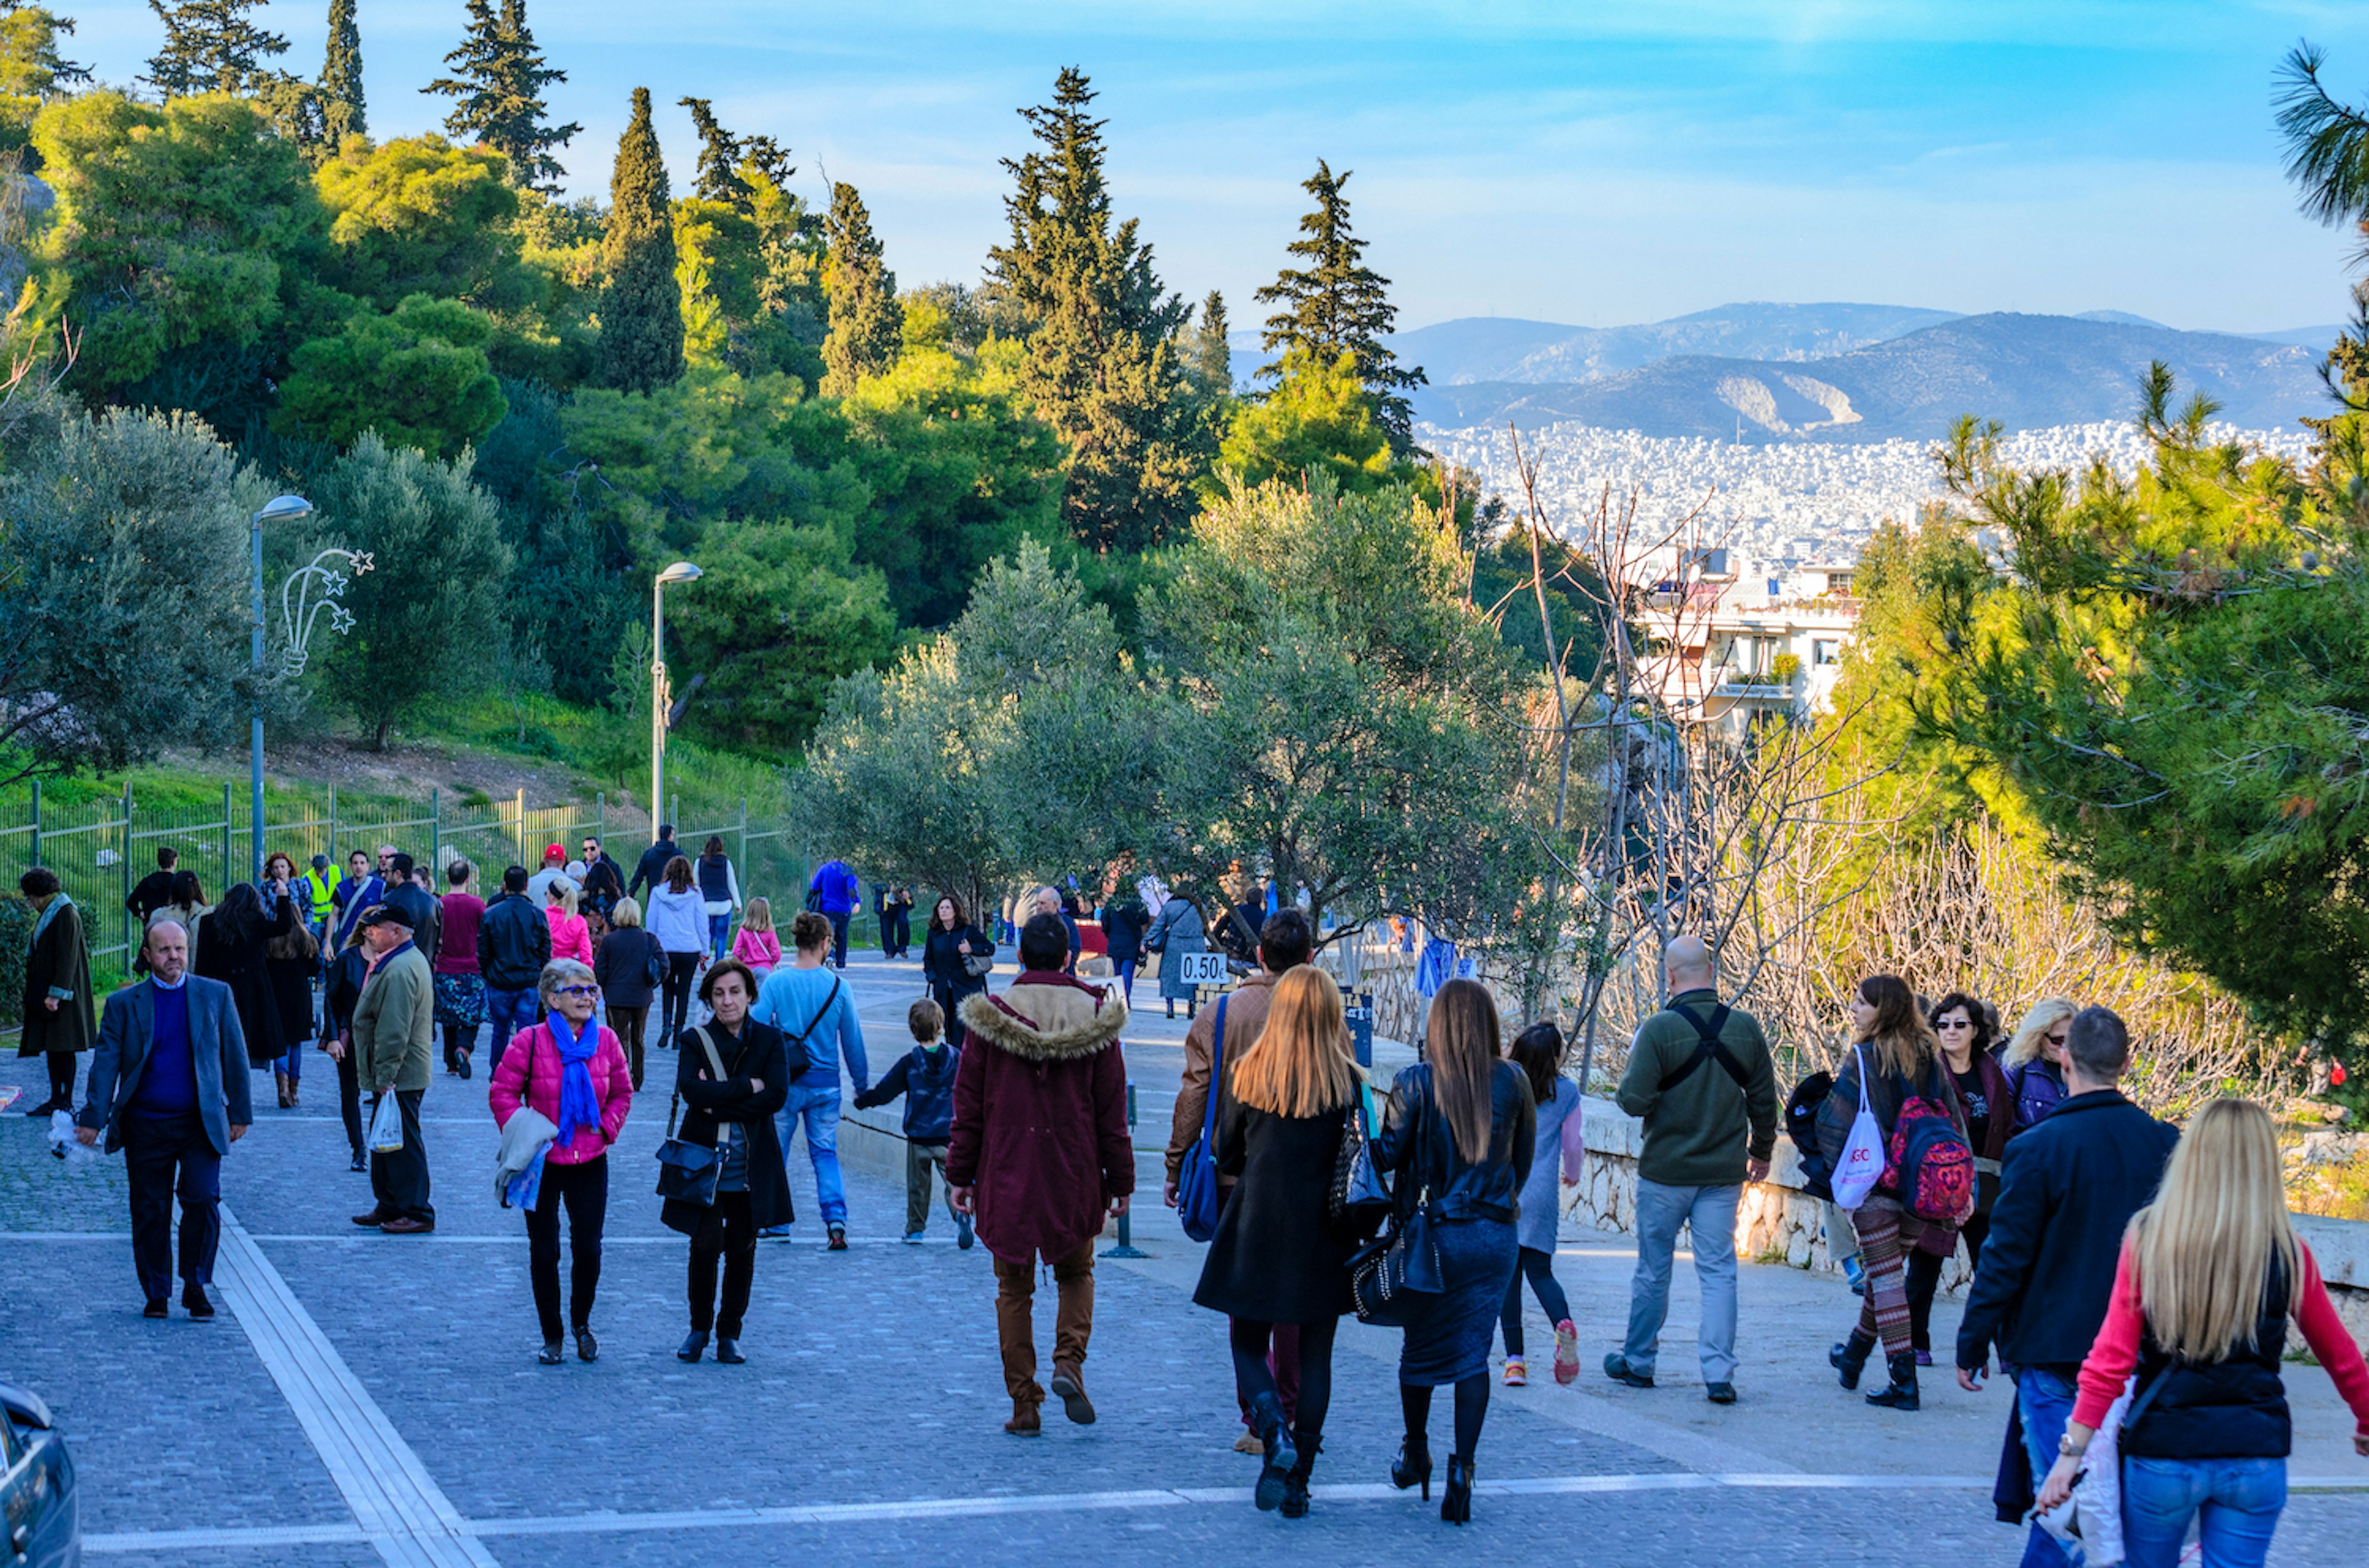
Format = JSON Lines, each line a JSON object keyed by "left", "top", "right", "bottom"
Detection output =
{"left": 660, "top": 954, "right": 701, "bottom": 1044}
{"left": 525, "top": 1155, "right": 607, "bottom": 1341}
{"left": 882, "top": 907, "right": 910, "bottom": 957}
{"left": 688, "top": 1189, "right": 757, "bottom": 1336}
{"left": 609, "top": 1006, "right": 649, "bottom": 1089}
{"left": 122, "top": 1108, "right": 221, "bottom": 1302}
{"left": 1233, "top": 1314, "right": 1336, "bottom": 1440}
{"left": 43, "top": 1050, "right": 76, "bottom": 1104}
{"left": 334, "top": 1045, "right": 363, "bottom": 1156}
{"left": 1499, "top": 1245, "right": 1574, "bottom": 1357}
{"left": 1907, "top": 1208, "right": 1992, "bottom": 1354}
{"left": 829, "top": 910, "right": 850, "bottom": 967}
{"left": 368, "top": 1089, "right": 434, "bottom": 1223}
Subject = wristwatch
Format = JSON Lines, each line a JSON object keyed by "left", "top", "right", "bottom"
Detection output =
{"left": 2057, "top": 1434, "right": 2089, "bottom": 1459}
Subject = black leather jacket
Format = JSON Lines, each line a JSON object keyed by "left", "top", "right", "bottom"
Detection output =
{"left": 1372, "top": 1059, "right": 1537, "bottom": 1225}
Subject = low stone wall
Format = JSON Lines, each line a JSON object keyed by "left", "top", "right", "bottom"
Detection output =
{"left": 1568, "top": 1097, "right": 2369, "bottom": 1338}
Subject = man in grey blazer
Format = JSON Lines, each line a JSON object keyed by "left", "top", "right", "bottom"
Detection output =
{"left": 76, "top": 919, "right": 252, "bottom": 1319}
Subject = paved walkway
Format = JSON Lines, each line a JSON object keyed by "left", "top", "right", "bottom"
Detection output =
{"left": 2, "top": 949, "right": 2362, "bottom": 1566}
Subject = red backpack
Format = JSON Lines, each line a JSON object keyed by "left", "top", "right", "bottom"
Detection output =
{"left": 1885, "top": 1093, "right": 1975, "bottom": 1227}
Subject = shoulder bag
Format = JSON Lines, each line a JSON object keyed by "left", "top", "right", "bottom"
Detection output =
{"left": 1328, "top": 1079, "right": 1392, "bottom": 1239}
{"left": 653, "top": 1025, "right": 732, "bottom": 1205}
{"left": 1349, "top": 1075, "right": 1446, "bottom": 1324}
{"left": 1175, "top": 993, "right": 1231, "bottom": 1243}
{"left": 642, "top": 930, "right": 666, "bottom": 990}
{"left": 962, "top": 930, "right": 996, "bottom": 978}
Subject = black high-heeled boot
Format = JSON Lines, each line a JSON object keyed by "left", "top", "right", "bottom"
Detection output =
{"left": 1441, "top": 1455, "right": 1474, "bottom": 1525}
{"left": 1390, "top": 1434, "right": 1433, "bottom": 1501}
{"left": 1866, "top": 1350, "right": 1920, "bottom": 1410}
{"left": 1280, "top": 1429, "right": 1320, "bottom": 1519}
{"left": 1249, "top": 1392, "right": 1296, "bottom": 1511}
{"left": 1830, "top": 1329, "right": 1876, "bottom": 1390}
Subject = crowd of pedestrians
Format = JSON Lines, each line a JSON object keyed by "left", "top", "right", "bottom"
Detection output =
{"left": 26, "top": 843, "right": 2369, "bottom": 1554}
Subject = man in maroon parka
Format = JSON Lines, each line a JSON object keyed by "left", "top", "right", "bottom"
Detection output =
{"left": 950, "top": 912, "right": 1133, "bottom": 1435}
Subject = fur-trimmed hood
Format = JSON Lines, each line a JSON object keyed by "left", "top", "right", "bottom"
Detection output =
{"left": 959, "top": 972, "right": 1128, "bottom": 1062}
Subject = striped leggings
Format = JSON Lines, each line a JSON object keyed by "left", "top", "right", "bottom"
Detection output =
{"left": 1850, "top": 1199, "right": 1915, "bottom": 1356}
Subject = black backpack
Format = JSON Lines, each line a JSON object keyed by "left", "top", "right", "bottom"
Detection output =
{"left": 1785, "top": 1071, "right": 1835, "bottom": 1200}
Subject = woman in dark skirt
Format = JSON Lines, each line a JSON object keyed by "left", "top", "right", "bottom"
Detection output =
{"left": 1370, "top": 977, "right": 1535, "bottom": 1526}
{"left": 1192, "top": 967, "right": 1360, "bottom": 1518}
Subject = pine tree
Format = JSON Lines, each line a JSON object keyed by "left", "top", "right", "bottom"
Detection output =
{"left": 0, "top": 4, "right": 91, "bottom": 99}
{"left": 1191, "top": 289, "right": 1230, "bottom": 395}
{"left": 986, "top": 67, "right": 1203, "bottom": 553}
{"left": 319, "top": 0, "right": 363, "bottom": 146}
{"left": 679, "top": 96, "right": 745, "bottom": 204}
{"left": 1255, "top": 160, "right": 1426, "bottom": 450}
{"left": 144, "top": 0, "right": 288, "bottom": 96}
{"left": 422, "top": 0, "right": 579, "bottom": 192}
{"left": 821, "top": 181, "right": 901, "bottom": 397}
{"left": 597, "top": 86, "right": 684, "bottom": 394}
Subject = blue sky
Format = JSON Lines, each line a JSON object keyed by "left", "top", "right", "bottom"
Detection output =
{"left": 60, "top": 2, "right": 2369, "bottom": 332}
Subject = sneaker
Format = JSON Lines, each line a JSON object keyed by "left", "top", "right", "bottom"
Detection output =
{"left": 1553, "top": 1319, "right": 1579, "bottom": 1385}
{"left": 1602, "top": 1353, "right": 1654, "bottom": 1390}
{"left": 1843, "top": 1256, "right": 1866, "bottom": 1296}
{"left": 348, "top": 1150, "right": 368, "bottom": 1173}
{"left": 1914, "top": 1349, "right": 1933, "bottom": 1367}
{"left": 1503, "top": 1357, "right": 1528, "bottom": 1387}
{"left": 955, "top": 1211, "right": 975, "bottom": 1250}
{"left": 757, "top": 1225, "right": 792, "bottom": 1240}
{"left": 827, "top": 1226, "right": 848, "bottom": 1251}
{"left": 902, "top": 1231, "right": 925, "bottom": 1245}
{"left": 1233, "top": 1430, "right": 1264, "bottom": 1455}
{"left": 1706, "top": 1382, "right": 1737, "bottom": 1405}
{"left": 142, "top": 1298, "right": 168, "bottom": 1320}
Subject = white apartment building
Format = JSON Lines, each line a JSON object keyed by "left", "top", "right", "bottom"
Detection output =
{"left": 1636, "top": 551, "right": 1860, "bottom": 735}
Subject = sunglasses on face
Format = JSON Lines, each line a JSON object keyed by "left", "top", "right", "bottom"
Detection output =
{"left": 553, "top": 984, "right": 599, "bottom": 999}
{"left": 1937, "top": 1018, "right": 1973, "bottom": 1030}
{"left": 2045, "top": 1032, "right": 2067, "bottom": 1047}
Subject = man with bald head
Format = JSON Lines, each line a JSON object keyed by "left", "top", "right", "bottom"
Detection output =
{"left": 1603, "top": 933, "right": 1778, "bottom": 1405}
{"left": 76, "top": 920, "right": 253, "bottom": 1319}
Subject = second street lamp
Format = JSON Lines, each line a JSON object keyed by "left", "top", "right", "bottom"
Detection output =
{"left": 650, "top": 561, "right": 703, "bottom": 843}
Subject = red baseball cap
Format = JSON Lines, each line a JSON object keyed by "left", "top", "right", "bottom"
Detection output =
{"left": 545, "top": 844, "right": 564, "bottom": 862}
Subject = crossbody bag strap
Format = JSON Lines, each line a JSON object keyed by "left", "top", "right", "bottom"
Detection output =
{"left": 1658, "top": 1002, "right": 1747, "bottom": 1093}
{"left": 667, "top": 1025, "right": 734, "bottom": 1140}
{"left": 1199, "top": 994, "right": 1231, "bottom": 1145}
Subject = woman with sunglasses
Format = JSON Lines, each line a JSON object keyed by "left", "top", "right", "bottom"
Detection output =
{"left": 489, "top": 958, "right": 634, "bottom": 1366}
{"left": 1906, "top": 992, "right": 2013, "bottom": 1365}
{"left": 2003, "top": 997, "right": 2077, "bottom": 1137}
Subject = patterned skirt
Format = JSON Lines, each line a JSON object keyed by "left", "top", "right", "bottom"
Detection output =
{"left": 432, "top": 972, "right": 486, "bottom": 1030}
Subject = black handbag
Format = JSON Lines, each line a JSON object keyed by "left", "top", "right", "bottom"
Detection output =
{"left": 1349, "top": 1079, "right": 1446, "bottom": 1325}
{"left": 1328, "top": 1080, "right": 1392, "bottom": 1239}
{"left": 653, "top": 1027, "right": 730, "bottom": 1205}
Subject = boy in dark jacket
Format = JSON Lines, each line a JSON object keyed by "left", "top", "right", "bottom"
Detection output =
{"left": 856, "top": 999, "right": 969, "bottom": 1248}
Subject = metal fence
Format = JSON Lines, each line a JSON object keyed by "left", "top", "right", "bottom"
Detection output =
{"left": 0, "top": 780, "right": 818, "bottom": 981}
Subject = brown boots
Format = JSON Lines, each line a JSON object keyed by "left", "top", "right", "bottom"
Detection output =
{"left": 275, "top": 1070, "right": 293, "bottom": 1109}
{"left": 1004, "top": 1397, "right": 1041, "bottom": 1435}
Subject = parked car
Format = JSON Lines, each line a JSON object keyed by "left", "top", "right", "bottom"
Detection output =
{"left": 1, "top": 1383, "right": 76, "bottom": 1568}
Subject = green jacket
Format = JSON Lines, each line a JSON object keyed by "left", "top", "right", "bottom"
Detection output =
{"left": 1614, "top": 988, "right": 1779, "bottom": 1187}
{"left": 353, "top": 943, "right": 433, "bottom": 1094}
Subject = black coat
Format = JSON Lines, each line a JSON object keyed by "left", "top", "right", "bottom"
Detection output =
{"left": 1955, "top": 1090, "right": 2179, "bottom": 1372}
{"left": 475, "top": 892, "right": 550, "bottom": 991}
{"left": 660, "top": 1020, "right": 798, "bottom": 1235}
{"left": 629, "top": 838, "right": 682, "bottom": 900}
{"left": 922, "top": 924, "right": 994, "bottom": 1004}
{"left": 325, "top": 944, "right": 370, "bottom": 1037}
{"left": 1101, "top": 900, "right": 1150, "bottom": 963}
{"left": 195, "top": 898, "right": 297, "bottom": 1066}
{"left": 266, "top": 949, "right": 317, "bottom": 1047}
{"left": 594, "top": 927, "right": 662, "bottom": 1009}
{"left": 1193, "top": 1097, "right": 1355, "bottom": 1324}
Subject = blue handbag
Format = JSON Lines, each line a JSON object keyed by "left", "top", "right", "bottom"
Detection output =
{"left": 1175, "top": 994, "right": 1230, "bottom": 1243}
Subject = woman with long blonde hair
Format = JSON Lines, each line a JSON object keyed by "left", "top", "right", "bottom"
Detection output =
{"left": 1191, "top": 967, "right": 1359, "bottom": 1519}
{"left": 1816, "top": 973, "right": 1969, "bottom": 1412}
{"left": 2038, "top": 1099, "right": 2368, "bottom": 1564}
{"left": 2003, "top": 997, "right": 2077, "bottom": 1133}
{"left": 1370, "top": 978, "right": 1537, "bottom": 1525}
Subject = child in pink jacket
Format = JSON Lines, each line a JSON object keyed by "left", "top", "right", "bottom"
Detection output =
{"left": 732, "top": 896, "right": 781, "bottom": 980}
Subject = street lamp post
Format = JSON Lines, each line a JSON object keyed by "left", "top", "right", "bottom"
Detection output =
{"left": 251, "top": 495, "right": 315, "bottom": 881}
{"left": 650, "top": 561, "right": 703, "bottom": 844}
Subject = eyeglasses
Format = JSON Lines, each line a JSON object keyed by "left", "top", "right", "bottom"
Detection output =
{"left": 2044, "top": 1032, "right": 2067, "bottom": 1047}
{"left": 553, "top": 985, "right": 599, "bottom": 999}
{"left": 1935, "top": 1018, "right": 1973, "bottom": 1030}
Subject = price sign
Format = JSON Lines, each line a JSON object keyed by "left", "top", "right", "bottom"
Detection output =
{"left": 1175, "top": 951, "right": 1231, "bottom": 986}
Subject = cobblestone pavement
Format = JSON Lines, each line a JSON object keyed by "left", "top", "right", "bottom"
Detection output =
{"left": 4, "top": 953, "right": 2363, "bottom": 1566}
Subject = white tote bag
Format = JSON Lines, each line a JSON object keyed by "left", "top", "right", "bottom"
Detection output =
{"left": 1829, "top": 1044, "right": 1886, "bottom": 1210}
{"left": 366, "top": 1091, "right": 406, "bottom": 1153}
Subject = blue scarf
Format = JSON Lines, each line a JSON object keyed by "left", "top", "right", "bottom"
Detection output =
{"left": 547, "top": 1010, "right": 601, "bottom": 1150}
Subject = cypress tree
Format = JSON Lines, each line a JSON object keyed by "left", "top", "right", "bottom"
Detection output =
{"left": 821, "top": 181, "right": 901, "bottom": 398}
{"left": 144, "top": 0, "right": 288, "bottom": 96}
{"left": 1191, "top": 290, "right": 1230, "bottom": 395}
{"left": 422, "top": 0, "right": 579, "bottom": 192}
{"left": 319, "top": 0, "right": 364, "bottom": 146}
{"left": 679, "top": 96, "right": 746, "bottom": 205}
{"left": 1255, "top": 160, "right": 1426, "bottom": 450}
{"left": 986, "top": 67, "right": 1202, "bottom": 553}
{"left": 597, "top": 86, "right": 684, "bottom": 394}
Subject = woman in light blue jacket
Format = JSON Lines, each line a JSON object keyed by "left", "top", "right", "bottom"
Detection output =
{"left": 1500, "top": 1021, "right": 1580, "bottom": 1387}
{"left": 1144, "top": 892, "right": 1206, "bottom": 1020}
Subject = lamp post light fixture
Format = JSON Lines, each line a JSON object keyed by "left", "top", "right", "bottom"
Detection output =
{"left": 651, "top": 561, "right": 703, "bottom": 843}
{"left": 250, "top": 495, "right": 315, "bottom": 881}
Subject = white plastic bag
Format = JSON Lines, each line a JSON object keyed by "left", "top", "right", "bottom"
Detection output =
{"left": 367, "top": 1091, "right": 405, "bottom": 1153}
{"left": 46, "top": 1108, "right": 99, "bottom": 1163}
{"left": 1830, "top": 1044, "right": 1886, "bottom": 1209}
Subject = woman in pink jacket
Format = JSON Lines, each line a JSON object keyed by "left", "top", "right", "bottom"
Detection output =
{"left": 545, "top": 880, "right": 593, "bottom": 965}
{"left": 490, "top": 958, "right": 633, "bottom": 1366}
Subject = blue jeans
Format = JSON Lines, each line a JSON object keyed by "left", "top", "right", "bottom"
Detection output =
{"left": 484, "top": 987, "right": 539, "bottom": 1073}
{"left": 1621, "top": 1178, "right": 1740, "bottom": 1382}
{"left": 1115, "top": 957, "right": 1137, "bottom": 1007}
{"left": 828, "top": 910, "right": 850, "bottom": 967}
{"left": 708, "top": 911, "right": 732, "bottom": 962}
{"left": 775, "top": 1081, "right": 847, "bottom": 1228}
{"left": 2016, "top": 1368, "right": 2078, "bottom": 1568}
{"left": 2122, "top": 1456, "right": 2285, "bottom": 1568}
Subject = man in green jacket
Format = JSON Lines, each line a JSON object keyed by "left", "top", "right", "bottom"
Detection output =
{"left": 350, "top": 905, "right": 436, "bottom": 1234}
{"left": 1603, "top": 934, "right": 1778, "bottom": 1405}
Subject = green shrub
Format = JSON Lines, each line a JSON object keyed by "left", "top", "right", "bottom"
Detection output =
{"left": 0, "top": 896, "right": 31, "bottom": 1025}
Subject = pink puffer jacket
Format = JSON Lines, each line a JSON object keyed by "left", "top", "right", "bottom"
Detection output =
{"left": 489, "top": 1021, "right": 633, "bottom": 1164}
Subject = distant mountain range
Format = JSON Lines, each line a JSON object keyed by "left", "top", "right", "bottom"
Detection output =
{"left": 1377, "top": 306, "right": 2339, "bottom": 443}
